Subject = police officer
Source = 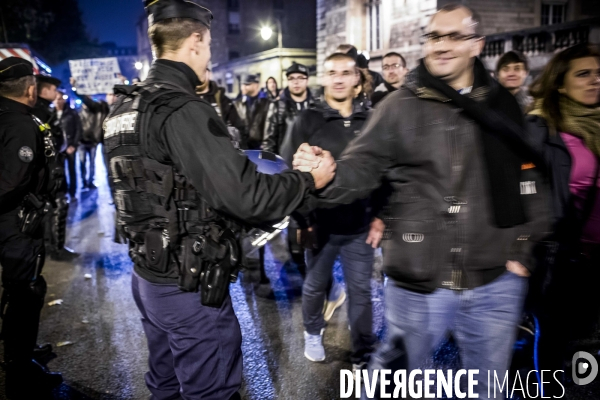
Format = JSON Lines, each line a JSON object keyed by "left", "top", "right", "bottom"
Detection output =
{"left": 33, "top": 75, "right": 78, "bottom": 261}
{"left": 104, "top": 1, "right": 334, "bottom": 399}
{"left": 0, "top": 57, "right": 63, "bottom": 398}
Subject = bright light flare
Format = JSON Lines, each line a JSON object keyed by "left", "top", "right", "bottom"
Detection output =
{"left": 260, "top": 26, "right": 273, "bottom": 41}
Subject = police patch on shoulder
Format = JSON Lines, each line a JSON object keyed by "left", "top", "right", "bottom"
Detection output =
{"left": 18, "top": 146, "right": 34, "bottom": 162}
{"left": 208, "top": 118, "right": 229, "bottom": 138}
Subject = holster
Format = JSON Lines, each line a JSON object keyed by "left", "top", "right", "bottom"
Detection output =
{"left": 192, "top": 228, "right": 241, "bottom": 308}
{"left": 144, "top": 228, "right": 171, "bottom": 274}
{"left": 18, "top": 194, "right": 50, "bottom": 235}
{"left": 177, "top": 237, "right": 203, "bottom": 292}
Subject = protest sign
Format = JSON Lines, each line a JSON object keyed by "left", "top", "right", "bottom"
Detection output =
{"left": 69, "top": 57, "right": 122, "bottom": 95}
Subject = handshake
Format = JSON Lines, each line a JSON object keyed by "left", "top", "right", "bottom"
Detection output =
{"left": 292, "top": 143, "right": 337, "bottom": 189}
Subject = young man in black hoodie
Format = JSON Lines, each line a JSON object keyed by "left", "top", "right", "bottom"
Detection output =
{"left": 294, "top": 5, "right": 549, "bottom": 397}
{"left": 283, "top": 53, "right": 382, "bottom": 369}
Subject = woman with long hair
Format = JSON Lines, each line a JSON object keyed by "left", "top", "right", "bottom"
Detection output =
{"left": 526, "top": 43, "right": 600, "bottom": 396}
{"left": 263, "top": 76, "right": 280, "bottom": 100}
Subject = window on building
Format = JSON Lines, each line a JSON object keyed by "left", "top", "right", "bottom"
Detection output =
{"left": 227, "top": 0, "right": 239, "bottom": 10}
{"left": 367, "top": 0, "right": 382, "bottom": 51}
{"left": 229, "top": 51, "right": 240, "bottom": 60}
{"left": 541, "top": 2, "right": 566, "bottom": 26}
{"left": 228, "top": 11, "right": 241, "bottom": 34}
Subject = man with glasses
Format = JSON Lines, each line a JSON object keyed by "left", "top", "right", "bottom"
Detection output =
{"left": 293, "top": 5, "right": 548, "bottom": 398}
{"left": 372, "top": 52, "right": 407, "bottom": 106}
{"left": 263, "top": 62, "right": 314, "bottom": 154}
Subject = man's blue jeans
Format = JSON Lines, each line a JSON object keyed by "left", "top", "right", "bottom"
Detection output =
{"left": 368, "top": 270, "right": 527, "bottom": 399}
{"left": 303, "top": 232, "right": 376, "bottom": 364}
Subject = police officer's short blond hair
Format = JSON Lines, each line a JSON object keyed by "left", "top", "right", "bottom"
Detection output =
{"left": 149, "top": 18, "right": 208, "bottom": 58}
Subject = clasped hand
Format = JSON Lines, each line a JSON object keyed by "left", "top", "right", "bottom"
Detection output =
{"left": 292, "top": 143, "right": 336, "bottom": 189}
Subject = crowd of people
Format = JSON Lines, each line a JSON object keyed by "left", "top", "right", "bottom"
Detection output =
{"left": 0, "top": 0, "right": 599, "bottom": 399}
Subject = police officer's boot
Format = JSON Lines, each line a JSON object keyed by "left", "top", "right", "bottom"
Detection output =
{"left": 4, "top": 359, "right": 63, "bottom": 399}
{"left": 33, "top": 343, "right": 53, "bottom": 360}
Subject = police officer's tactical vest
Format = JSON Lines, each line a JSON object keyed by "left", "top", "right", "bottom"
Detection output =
{"left": 104, "top": 83, "right": 220, "bottom": 276}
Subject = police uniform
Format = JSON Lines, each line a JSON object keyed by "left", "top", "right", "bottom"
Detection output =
{"left": 32, "top": 75, "right": 76, "bottom": 261}
{"left": 104, "top": 1, "right": 316, "bottom": 399}
{"left": 0, "top": 57, "right": 62, "bottom": 397}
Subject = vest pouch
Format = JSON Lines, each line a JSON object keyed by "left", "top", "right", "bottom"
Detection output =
{"left": 178, "top": 237, "right": 202, "bottom": 292}
{"left": 144, "top": 229, "right": 171, "bottom": 273}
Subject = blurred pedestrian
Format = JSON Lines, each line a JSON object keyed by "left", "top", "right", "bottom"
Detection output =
{"left": 526, "top": 43, "right": 600, "bottom": 396}
{"left": 283, "top": 53, "right": 380, "bottom": 369}
{"left": 293, "top": 5, "right": 550, "bottom": 398}
{"left": 70, "top": 77, "right": 111, "bottom": 190}
{"left": 54, "top": 91, "right": 82, "bottom": 200}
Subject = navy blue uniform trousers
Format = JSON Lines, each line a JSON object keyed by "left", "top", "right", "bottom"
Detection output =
{"left": 132, "top": 273, "right": 242, "bottom": 400}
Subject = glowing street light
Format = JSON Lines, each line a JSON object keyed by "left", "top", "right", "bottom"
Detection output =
{"left": 260, "top": 26, "right": 273, "bottom": 41}
{"left": 135, "top": 61, "right": 143, "bottom": 70}
{"left": 261, "top": 22, "right": 283, "bottom": 86}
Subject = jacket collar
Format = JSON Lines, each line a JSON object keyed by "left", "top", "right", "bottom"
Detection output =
{"left": 147, "top": 59, "right": 201, "bottom": 95}
{"left": 404, "top": 57, "right": 493, "bottom": 103}
{"left": 312, "top": 97, "right": 370, "bottom": 121}
{"left": 0, "top": 96, "right": 33, "bottom": 114}
{"left": 281, "top": 87, "right": 314, "bottom": 107}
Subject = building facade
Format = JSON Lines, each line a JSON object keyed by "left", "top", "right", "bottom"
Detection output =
{"left": 137, "top": 0, "right": 318, "bottom": 97}
{"left": 316, "top": 0, "right": 600, "bottom": 77}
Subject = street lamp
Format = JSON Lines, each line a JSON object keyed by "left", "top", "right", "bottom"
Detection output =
{"left": 135, "top": 61, "right": 143, "bottom": 70}
{"left": 260, "top": 20, "right": 283, "bottom": 87}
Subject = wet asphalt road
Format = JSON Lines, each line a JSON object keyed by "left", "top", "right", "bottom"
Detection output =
{"left": 0, "top": 153, "right": 598, "bottom": 400}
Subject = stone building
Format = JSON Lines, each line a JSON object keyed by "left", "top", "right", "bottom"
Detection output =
{"left": 137, "top": 0, "right": 318, "bottom": 97}
{"left": 316, "top": 0, "right": 600, "bottom": 77}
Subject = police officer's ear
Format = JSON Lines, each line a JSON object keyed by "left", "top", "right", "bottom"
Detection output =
{"left": 26, "top": 82, "right": 37, "bottom": 107}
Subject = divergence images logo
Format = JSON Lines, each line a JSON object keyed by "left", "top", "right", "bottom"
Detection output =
{"left": 572, "top": 351, "right": 598, "bottom": 386}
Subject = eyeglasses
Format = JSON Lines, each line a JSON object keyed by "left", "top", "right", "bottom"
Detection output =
{"left": 288, "top": 77, "right": 308, "bottom": 82}
{"left": 382, "top": 63, "right": 403, "bottom": 71}
{"left": 422, "top": 32, "right": 481, "bottom": 44}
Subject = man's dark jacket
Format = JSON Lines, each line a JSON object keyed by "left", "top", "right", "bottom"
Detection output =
{"left": 58, "top": 106, "right": 82, "bottom": 148}
{"left": 262, "top": 87, "right": 315, "bottom": 154}
{"left": 371, "top": 81, "right": 397, "bottom": 107}
{"left": 197, "top": 81, "right": 246, "bottom": 146}
{"left": 316, "top": 59, "right": 550, "bottom": 293}
{"left": 233, "top": 94, "right": 270, "bottom": 149}
{"left": 74, "top": 92, "right": 109, "bottom": 146}
{"left": 281, "top": 99, "right": 373, "bottom": 235}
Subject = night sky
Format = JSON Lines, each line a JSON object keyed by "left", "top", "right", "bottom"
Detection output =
{"left": 78, "top": 0, "right": 144, "bottom": 48}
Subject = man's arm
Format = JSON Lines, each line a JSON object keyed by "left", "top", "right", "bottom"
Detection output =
{"left": 162, "top": 102, "right": 318, "bottom": 226}
{"left": 0, "top": 122, "right": 38, "bottom": 198}
{"left": 314, "top": 98, "right": 397, "bottom": 205}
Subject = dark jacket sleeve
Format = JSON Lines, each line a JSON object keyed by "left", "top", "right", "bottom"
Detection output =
{"left": 73, "top": 90, "right": 103, "bottom": 114}
{"left": 280, "top": 109, "right": 311, "bottom": 168}
{"left": 262, "top": 101, "right": 283, "bottom": 153}
{"left": 62, "top": 110, "right": 82, "bottom": 147}
{"left": 498, "top": 102, "right": 553, "bottom": 272}
{"left": 317, "top": 98, "right": 397, "bottom": 205}
{"left": 161, "top": 101, "right": 316, "bottom": 225}
{"left": 0, "top": 119, "right": 39, "bottom": 205}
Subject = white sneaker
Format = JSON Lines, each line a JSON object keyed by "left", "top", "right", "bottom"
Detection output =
{"left": 304, "top": 330, "right": 325, "bottom": 362}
